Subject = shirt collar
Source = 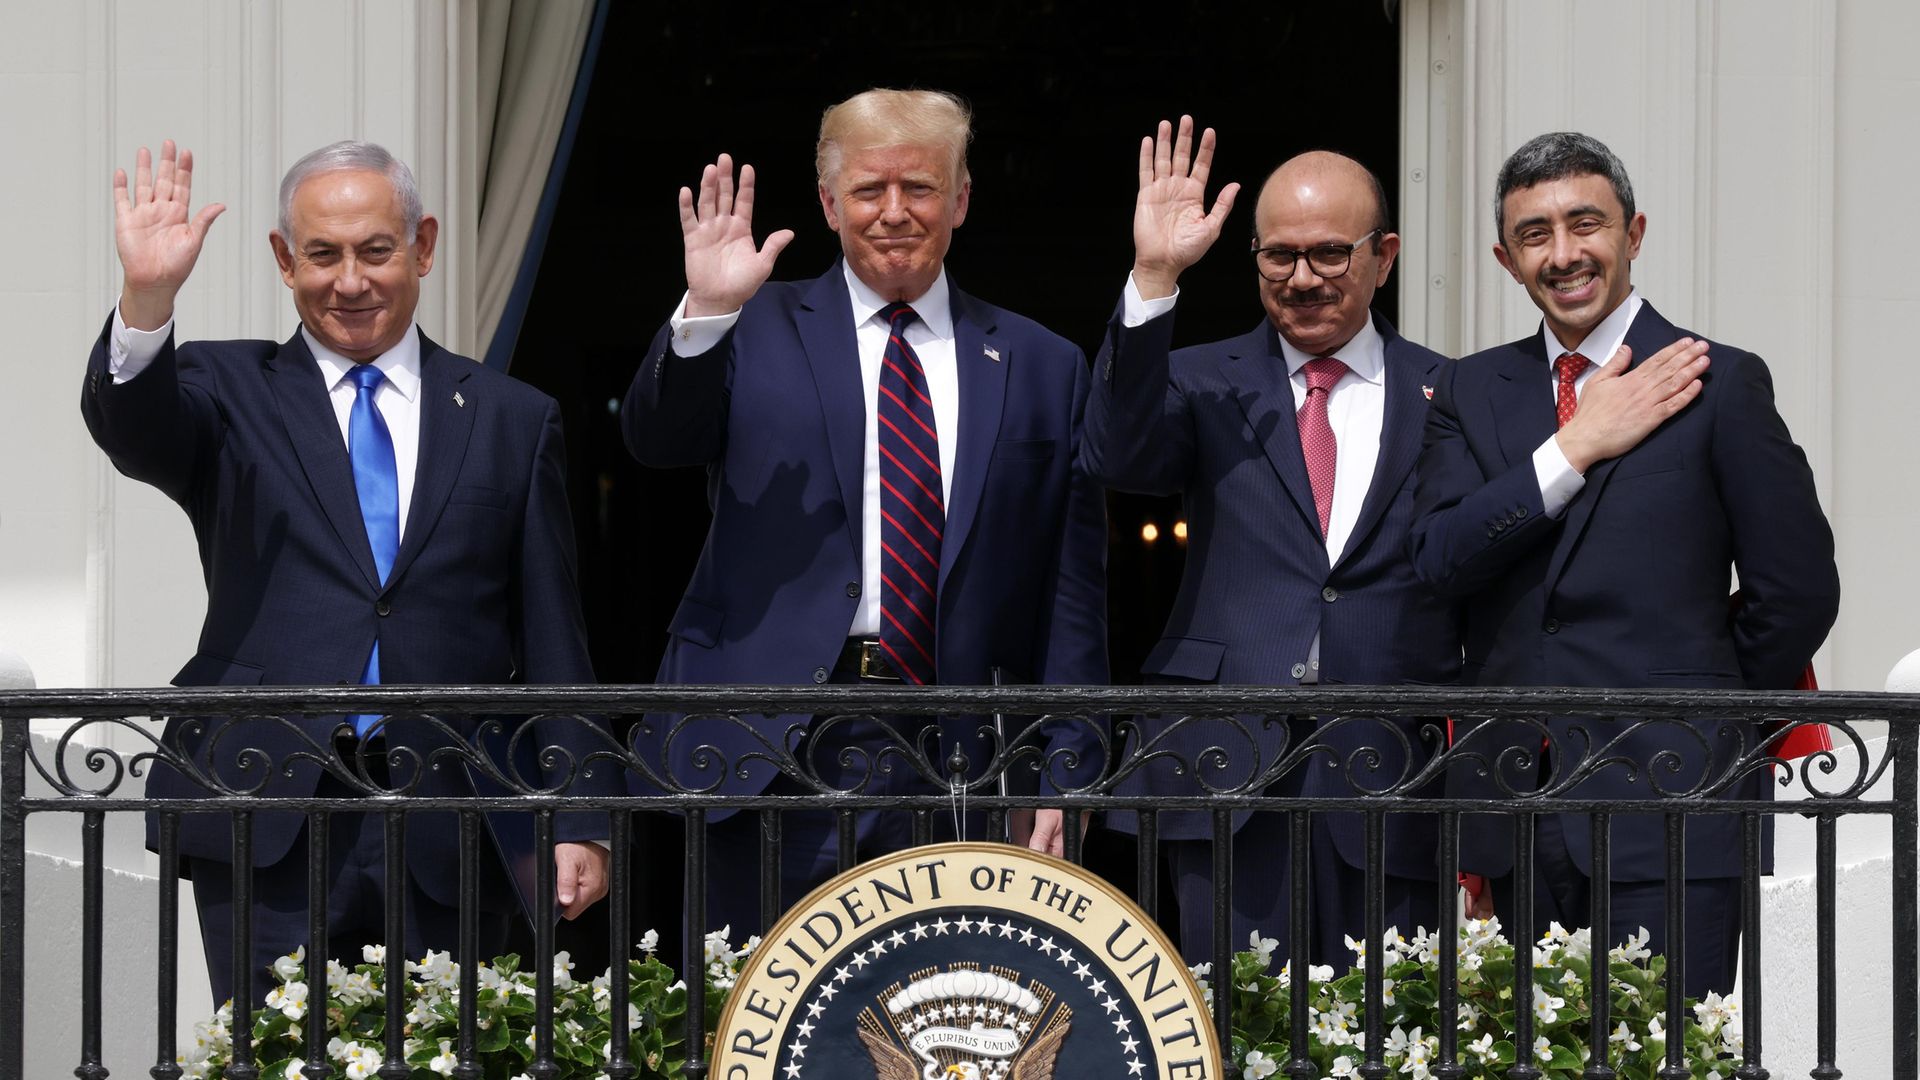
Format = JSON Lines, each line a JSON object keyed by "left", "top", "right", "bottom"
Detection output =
{"left": 1540, "top": 288, "right": 1643, "bottom": 368}
{"left": 843, "top": 262, "right": 954, "bottom": 339}
{"left": 1275, "top": 313, "right": 1386, "bottom": 386}
{"left": 305, "top": 323, "right": 423, "bottom": 402}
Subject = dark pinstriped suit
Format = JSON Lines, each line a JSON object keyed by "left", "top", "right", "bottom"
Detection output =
{"left": 1080, "top": 306, "right": 1462, "bottom": 965}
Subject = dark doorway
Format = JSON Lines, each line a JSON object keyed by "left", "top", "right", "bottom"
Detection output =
{"left": 509, "top": 0, "right": 1403, "bottom": 964}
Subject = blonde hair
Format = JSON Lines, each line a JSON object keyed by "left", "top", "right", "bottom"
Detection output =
{"left": 815, "top": 88, "right": 973, "bottom": 188}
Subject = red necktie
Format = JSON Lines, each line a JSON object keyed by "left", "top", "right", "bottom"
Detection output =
{"left": 1298, "top": 357, "right": 1348, "bottom": 538}
{"left": 876, "top": 303, "right": 943, "bottom": 685}
{"left": 1555, "top": 352, "right": 1591, "bottom": 429}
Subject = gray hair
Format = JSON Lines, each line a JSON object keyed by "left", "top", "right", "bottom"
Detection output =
{"left": 276, "top": 140, "right": 424, "bottom": 244}
{"left": 1493, "top": 132, "right": 1635, "bottom": 240}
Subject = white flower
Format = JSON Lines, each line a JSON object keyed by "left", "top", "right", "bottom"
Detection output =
{"left": 1248, "top": 930, "right": 1279, "bottom": 968}
{"left": 553, "top": 950, "right": 576, "bottom": 990}
{"left": 341, "top": 1044, "right": 383, "bottom": 1080}
{"left": 1693, "top": 990, "right": 1738, "bottom": 1035}
{"left": 1532, "top": 984, "right": 1564, "bottom": 1024}
{"left": 281, "top": 1059, "right": 306, "bottom": 1080}
{"left": 408, "top": 949, "right": 458, "bottom": 988}
{"left": 1343, "top": 933, "right": 1368, "bottom": 964}
{"left": 1456, "top": 1001, "right": 1482, "bottom": 1029}
{"left": 1327, "top": 1055, "right": 1356, "bottom": 1078}
{"left": 1467, "top": 1033, "right": 1497, "bottom": 1063}
{"left": 637, "top": 928, "right": 660, "bottom": 955}
{"left": 1381, "top": 978, "right": 1396, "bottom": 1006}
{"left": 1308, "top": 964, "right": 1335, "bottom": 984}
{"left": 427, "top": 1039, "right": 458, "bottom": 1076}
{"left": 1241, "top": 1048, "right": 1277, "bottom": 1078}
{"left": 264, "top": 981, "right": 308, "bottom": 1022}
{"left": 1610, "top": 927, "right": 1653, "bottom": 963}
{"left": 703, "top": 925, "right": 736, "bottom": 966}
{"left": 362, "top": 944, "right": 386, "bottom": 964}
{"left": 1533, "top": 1036, "right": 1553, "bottom": 1063}
{"left": 271, "top": 946, "right": 306, "bottom": 982}
{"left": 1609, "top": 1021, "right": 1641, "bottom": 1052}
{"left": 1384, "top": 1025, "right": 1415, "bottom": 1056}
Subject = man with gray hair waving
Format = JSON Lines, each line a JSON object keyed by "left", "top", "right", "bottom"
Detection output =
{"left": 84, "top": 139, "right": 611, "bottom": 1007}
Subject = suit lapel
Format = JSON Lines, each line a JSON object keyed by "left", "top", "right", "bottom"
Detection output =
{"left": 1334, "top": 321, "right": 1436, "bottom": 573}
{"left": 1219, "top": 324, "right": 1324, "bottom": 541}
{"left": 1543, "top": 302, "right": 1677, "bottom": 593}
{"left": 794, "top": 269, "right": 867, "bottom": 554}
{"left": 388, "top": 334, "right": 476, "bottom": 588}
{"left": 940, "top": 287, "right": 1009, "bottom": 594}
{"left": 1491, "top": 335, "right": 1556, "bottom": 469}
{"left": 264, "top": 330, "right": 382, "bottom": 590}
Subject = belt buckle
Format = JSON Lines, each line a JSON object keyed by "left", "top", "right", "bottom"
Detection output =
{"left": 858, "top": 640, "right": 901, "bottom": 682}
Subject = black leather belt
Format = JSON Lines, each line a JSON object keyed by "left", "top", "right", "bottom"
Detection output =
{"left": 836, "top": 638, "right": 902, "bottom": 681}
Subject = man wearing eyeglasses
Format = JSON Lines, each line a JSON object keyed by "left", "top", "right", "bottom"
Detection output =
{"left": 1409, "top": 132, "right": 1838, "bottom": 997}
{"left": 1080, "top": 120, "right": 1461, "bottom": 966}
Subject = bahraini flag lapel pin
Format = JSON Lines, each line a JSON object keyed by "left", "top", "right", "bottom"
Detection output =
{"left": 984, "top": 345, "right": 1001, "bottom": 363}
{"left": 1422, "top": 385, "right": 1434, "bottom": 400}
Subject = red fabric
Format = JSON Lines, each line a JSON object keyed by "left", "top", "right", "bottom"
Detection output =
{"left": 1297, "top": 357, "right": 1347, "bottom": 538}
{"left": 1555, "top": 352, "right": 1591, "bottom": 429}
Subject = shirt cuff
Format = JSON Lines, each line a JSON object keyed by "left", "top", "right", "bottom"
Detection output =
{"left": 1533, "top": 434, "right": 1586, "bottom": 518}
{"left": 110, "top": 302, "right": 173, "bottom": 383}
{"left": 1121, "top": 273, "right": 1179, "bottom": 328}
{"left": 668, "top": 291, "right": 741, "bottom": 357}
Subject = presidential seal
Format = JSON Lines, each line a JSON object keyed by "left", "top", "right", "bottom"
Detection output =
{"left": 711, "top": 843, "right": 1219, "bottom": 1080}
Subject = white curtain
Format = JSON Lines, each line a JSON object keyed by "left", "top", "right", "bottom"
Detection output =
{"left": 474, "top": 0, "right": 597, "bottom": 359}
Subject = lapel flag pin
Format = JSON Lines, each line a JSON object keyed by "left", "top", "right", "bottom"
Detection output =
{"left": 453, "top": 391, "right": 466, "bottom": 408}
{"left": 1422, "top": 385, "right": 1434, "bottom": 400}
{"left": 984, "top": 345, "right": 1001, "bottom": 363}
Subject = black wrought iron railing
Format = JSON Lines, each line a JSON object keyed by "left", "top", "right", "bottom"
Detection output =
{"left": 2, "top": 686, "right": 1915, "bottom": 1080}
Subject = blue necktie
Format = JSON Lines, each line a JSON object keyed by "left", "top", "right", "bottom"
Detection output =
{"left": 346, "top": 364, "right": 399, "bottom": 737}
{"left": 875, "top": 303, "right": 943, "bottom": 685}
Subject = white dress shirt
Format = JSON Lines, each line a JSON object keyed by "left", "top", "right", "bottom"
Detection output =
{"left": 1529, "top": 289, "right": 1644, "bottom": 517}
{"left": 667, "top": 266, "right": 962, "bottom": 636}
{"left": 1122, "top": 273, "right": 1387, "bottom": 681}
{"left": 109, "top": 304, "right": 424, "bottom": 538}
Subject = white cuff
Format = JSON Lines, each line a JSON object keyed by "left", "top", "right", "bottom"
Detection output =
{"left": 1533, "top": 434, "right": 1586, "bottom": 518}
{"left": 110, "top": 302, "right": 174, "bottom": 383}
{"left": 1121, "top": 273, "right": 1179, "bottom": 328}
{"left": 668, "top": 291, "right": 741, "bottom": 357}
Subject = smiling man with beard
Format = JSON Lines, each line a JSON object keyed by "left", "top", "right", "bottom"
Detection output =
{"left": 1080, "top": 122, "right": 1461, "bottom": 967}
{"left": 1409, "top": 132, "right": 1839, "bottom": 996}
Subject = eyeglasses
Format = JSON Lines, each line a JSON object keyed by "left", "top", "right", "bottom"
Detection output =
{"left": 1251, "top": 229, "right": 1380, "bottom": 281}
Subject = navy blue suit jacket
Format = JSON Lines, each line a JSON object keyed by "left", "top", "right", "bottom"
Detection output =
{"left": 1409, "top": 301, "right": 1839, "bottom": 880}
{"left": 82, "top": 318, "right": 603, "bottom": 909}
{"left": 622, "top": 265, "right": 1108, "bottom": 804}
{"left": 1080, "top": 306, "right": 1461, "bottom": 876}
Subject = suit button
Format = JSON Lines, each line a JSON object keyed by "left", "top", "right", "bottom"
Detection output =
{"left": 812, "top": 666, "right": 830, "bottom": 684}
{"left": 1487, "top": 527, "right": 1497, "bottom": 538}
{"left": 375, "top": 601, "right": 392, "bottom": 617}
{"left": 1503, "top": 513, "right": 1516, "bottom": 526}
{"left": 1290, "top": 662, "right": 1307, "bottom": 679}
{"left": 1515, "top": 506, "right": 1529, "bottom": 519}
{"left": 1321, "top": 586, "right": 1339, "bottom": 603}
{"left": 1544, "top": 618, "right": 1560, "bottom": 634}
{"left": 846, "top": 582, "right": 861, "bottom": 598}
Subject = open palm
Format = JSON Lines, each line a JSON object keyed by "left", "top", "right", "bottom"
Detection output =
{"left": 681, "top": 153, "right": 793, "bottom": 316}
{"left": 1133, "top": 117, "right": 1238, "bottom": 276}
{"left": 114, "top": 140, "right": 224, "bottom": 298}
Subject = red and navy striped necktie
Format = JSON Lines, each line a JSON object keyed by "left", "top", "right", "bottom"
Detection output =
{"left": 875, "top": 302, "right": 943, "bottom": 685}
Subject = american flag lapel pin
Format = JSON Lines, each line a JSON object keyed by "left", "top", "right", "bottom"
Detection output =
{"left": 983, "top": 345, "right": 1001, "bottom": 363}
{"left": 1422, "top": 385, "right": 1434, "bottom": 400}
{"left": 453, "top": 391, "right": 466, "bottom": 408}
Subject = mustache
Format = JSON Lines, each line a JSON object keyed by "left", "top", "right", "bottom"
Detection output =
{"left": 1539, "top": 260, "right": 1600, "bottom": 285}
{"left": 1280, "top": 287, "right": 1341, "bottom": 305}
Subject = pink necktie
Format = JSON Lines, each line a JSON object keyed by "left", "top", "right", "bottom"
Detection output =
{"left": 1555, "top": 352, "right": 1591, "bottom": 429}
{"left": 1298, "top": 357, "right": 1348, "bottom": 538}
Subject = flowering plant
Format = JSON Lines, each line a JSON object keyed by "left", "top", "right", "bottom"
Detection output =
{"left": 1216, "top": 919, "right": 1745, "bottom": 1080}
{"left": 180, "top": 927, "right": 755, "bottom": 1080}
